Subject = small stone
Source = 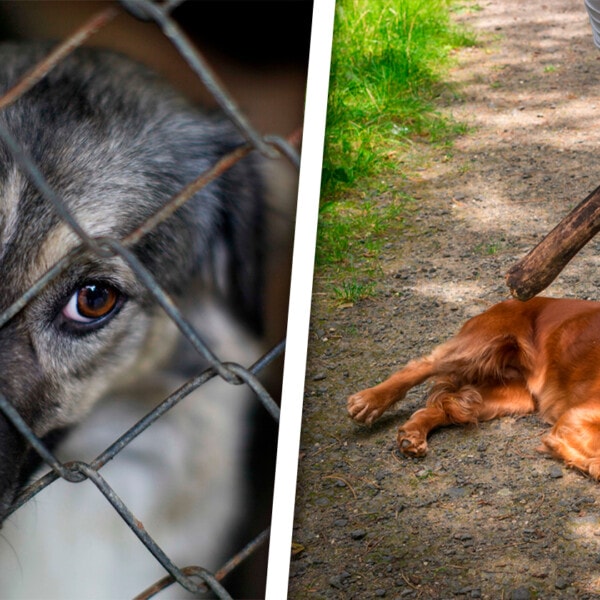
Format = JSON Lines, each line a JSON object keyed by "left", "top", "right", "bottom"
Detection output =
{"left": 509, "top": 587, "right": 531, "bottom": 600}
{"left": 375, "top": 470, "right": 388, "bottom": 482}
{"left": 329, "top": 577, "right": 341, "bottom": 589}
{"left": 548, "top": 465, "right": 563, "bottom": 479}
{"left": 351, "top": 529, "right": 367, "bottom": 540}
{"left": 447, "top": 486, "right": 468, "bottom": 499}
{"left": 455, "top": 586, "right": 473, "bottom": 595}
{"left": 555, "top": 577, "right": 569, "bottom": 590}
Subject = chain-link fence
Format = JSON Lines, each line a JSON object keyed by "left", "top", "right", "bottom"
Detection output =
{"left": 0, "top": 1, "right": 307, "bottom": 597}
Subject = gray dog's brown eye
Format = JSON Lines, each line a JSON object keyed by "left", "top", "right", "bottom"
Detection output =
{"left": 62, "top": 284, "right": 121, "bottom": 324}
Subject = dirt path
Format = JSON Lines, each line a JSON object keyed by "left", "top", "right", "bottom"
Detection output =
{"left": 290, "top": 1, "right": 600, "bottom": 598}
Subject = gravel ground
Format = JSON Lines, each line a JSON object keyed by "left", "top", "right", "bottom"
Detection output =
{"left": 290, "top": 1, "right": 600, "bottom": 598}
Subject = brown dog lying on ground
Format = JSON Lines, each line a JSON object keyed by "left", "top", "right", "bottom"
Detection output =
{"left": 348, "top": 296, "right": 600, "bottom": 478}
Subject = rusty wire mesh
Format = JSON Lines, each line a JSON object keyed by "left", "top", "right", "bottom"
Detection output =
{"left": 0, "top": 1, "right": 303, "bottom": 597}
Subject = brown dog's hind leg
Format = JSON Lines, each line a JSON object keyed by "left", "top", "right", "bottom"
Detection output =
{"left": 348, "top": 311, "right": 534, "bottom": 429}
{"left": 541, "top": 402, "right": 600, "bottom": 479}
{"left": 347, "top": 357, "right": 436, "bottom": 425}
{"left": 398, "top": 378, "right": 535, "bottom": 457}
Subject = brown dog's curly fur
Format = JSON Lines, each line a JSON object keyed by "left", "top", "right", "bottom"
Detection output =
{"left": 348, "top": 297, "right": 600, "bottom": 478}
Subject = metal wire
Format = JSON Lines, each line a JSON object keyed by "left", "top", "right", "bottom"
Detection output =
{"left": 0, "top": 1, "right": 298, "bottom": 597}
{"left": 118, "top": 0, "right": 279, "bottom": 158}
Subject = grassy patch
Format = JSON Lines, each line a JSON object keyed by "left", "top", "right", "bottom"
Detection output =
{"left": 317, "top": 196, "right": 405, "bottom": 267}
{"left": 332, "top": 279, "right": 377, "bottom": 304}
{"left": 316, "top": 193, "right": 408, "bottom": 302}
{"left": 321, "top": 0, "right": 476, "bottom": 198}
{"left": 316, "top": 0, "right": 476, "bottom": 302}
{"left": 473, "top": 237, "right": 506, "bottom": 256}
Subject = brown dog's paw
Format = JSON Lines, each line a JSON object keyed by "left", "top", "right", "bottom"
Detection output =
{"left": 539, "top": 431, "right": 600, "bottom": 480}
{"left": 397, "top": 429, "right": 428, "bottom": 457}
{"left": 347, "top": 389, "right": 384, "bottom": 425}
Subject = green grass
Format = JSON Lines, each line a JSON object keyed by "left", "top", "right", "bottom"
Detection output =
{"left": 317, "top": 196, "right": 405, "bottom": 266}
{"left": 316, "top": 0, "right": 476, "bottom": 302}
{"left": 316, "top": 194, "right": 407, "bottom": 300}
{"left": 321, "top": 0, "right": 476, "bottom": 198}
{"left": 332, "top": 279, "right": 377, "bottom": 303}
{"left": 315, "top": 192, "right": 408, "bottom": 303}
{"left": 473, "top": 237, "right": 506, "bottom": 256}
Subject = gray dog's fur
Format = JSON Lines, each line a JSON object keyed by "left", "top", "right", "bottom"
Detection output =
{"left": 0, "top": 39, "right": 271, "bottom": 572}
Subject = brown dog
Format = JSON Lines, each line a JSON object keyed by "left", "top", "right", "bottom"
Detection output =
{"left": 348, "top": 296, "right": 600, "bottom": 478}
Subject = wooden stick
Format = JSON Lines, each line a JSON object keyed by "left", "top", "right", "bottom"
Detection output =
{"left": 505, "top": 183, "right": 600, "bottom": 300}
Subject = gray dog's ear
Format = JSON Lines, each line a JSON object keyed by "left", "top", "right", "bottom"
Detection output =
{"left": 204, "top": 148, "right": 265, "bottom": 336}
{"left": 121, "top": 104, "right": 266, "bottom": 336}
{"left": 135, "top": 145, "right": 266, "bottom": 335}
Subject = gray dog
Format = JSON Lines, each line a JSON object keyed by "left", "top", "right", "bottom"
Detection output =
{"left": 0, "top": 41, "right": 277, "bottom": 595}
